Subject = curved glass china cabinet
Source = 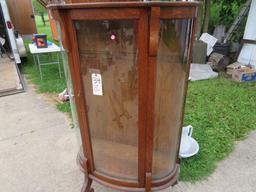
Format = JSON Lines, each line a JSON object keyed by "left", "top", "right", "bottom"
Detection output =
{"left": 49, "top": 1, "right": 199, "bottom": 191}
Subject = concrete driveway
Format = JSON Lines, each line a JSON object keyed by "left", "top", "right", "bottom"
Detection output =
{"left": 0, "top": 83, "right": 255, "bottom": 192}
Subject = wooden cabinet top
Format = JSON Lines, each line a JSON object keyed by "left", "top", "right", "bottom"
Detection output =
{"left": 48, "top": 1, "right": 200, "bottom": 10}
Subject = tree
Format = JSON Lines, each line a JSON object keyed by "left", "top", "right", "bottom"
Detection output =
{"left": 195, "top": 0, "right": 204, "bottom": 38}
{"left": 203, "top": 0, "right": 211, "bottom": 32}
{"left": 196, "top": 0, "right": 247, "bottom": 36}
{"left": 209, "top": 0, "right": 247, "bottom": 32}
{"left": 32, "top": 0, "right": 47, "bottom": 26}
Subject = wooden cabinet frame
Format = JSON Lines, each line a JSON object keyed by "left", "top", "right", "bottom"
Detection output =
{"left": 49, "top": 2, "right": 199, "bottom": 192}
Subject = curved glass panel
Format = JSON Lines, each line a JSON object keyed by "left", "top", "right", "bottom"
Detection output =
{"left": 75, "top": 20, "right": 139, "bottom": 180}
{"left": 152, "top": 19, "right": 192, "bottom": 179}
{"left": 56, "top": 21, "right": 82, "bottom": 147}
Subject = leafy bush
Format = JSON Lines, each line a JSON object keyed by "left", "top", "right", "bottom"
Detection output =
{"left": 209, "top": 0, "right": 247, "bottom": 36}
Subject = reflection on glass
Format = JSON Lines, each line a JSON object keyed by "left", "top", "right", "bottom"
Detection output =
{"left": 152, "top": 19, "right": 191, "bottom": 179}
{"left": 75, "top": 20, "right": 139, "bottom": 180}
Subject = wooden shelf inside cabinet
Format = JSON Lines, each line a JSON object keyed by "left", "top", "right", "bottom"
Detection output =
{"left": 91, "top": 138, "right": 176, "bottom": 180}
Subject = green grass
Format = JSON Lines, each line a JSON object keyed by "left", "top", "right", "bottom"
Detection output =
{"left": 56, "top": 102, "right": 71, "bottom": 113}
{"left": 35, "top": 14, "right": 52, "bottom": 38}
{"left": 20, "top": 15, "right": 69, "bottom": 113}
{"left": 21, "top": 14, "right": 256, "bottom": 182}
{"left": 180, "top": 75, "right": 256, "bottom": 181}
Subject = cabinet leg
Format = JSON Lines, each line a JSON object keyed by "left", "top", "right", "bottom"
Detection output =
{"left": 81, "top": 176, "right": 94, "bottom": 192}
{"left": 145, "top": 172, "right": 152, "bottom": 192}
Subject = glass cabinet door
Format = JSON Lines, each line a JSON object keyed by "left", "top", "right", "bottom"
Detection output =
{"left": 152, "top": 19, "right": 192, "bottom": 179}
{"left": 75, "top": 19, "right": 140, "bottom": 181}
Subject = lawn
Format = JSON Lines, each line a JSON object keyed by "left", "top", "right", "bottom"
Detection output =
{"left": 181, "top": 76, "right": 256, "bottom": 181}
{"left": 20, "top": 15, "right": 70, "bottom": 113}
{"left": 21, "top": 15, "right": 256, "bottom": 182}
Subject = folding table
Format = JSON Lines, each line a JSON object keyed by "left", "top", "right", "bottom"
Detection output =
{"left": 29, "top": 43, "right": 62, "bottom": 79}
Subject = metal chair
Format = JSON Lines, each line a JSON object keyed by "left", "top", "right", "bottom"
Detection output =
{"left": 0, "top": 36, "right": 12, "bottom": 59}
{"left": 0, "top": 36, "right": 7, "bottom": 57}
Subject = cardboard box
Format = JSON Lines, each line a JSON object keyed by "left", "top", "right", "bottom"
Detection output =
{"left": 232, "top": 69, "right": 256, "bottom": 82}
{"left": 226, "top": 62, "right": 243, "bottom": 75}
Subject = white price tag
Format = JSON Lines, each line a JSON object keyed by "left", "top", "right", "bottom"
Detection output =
{"left": 91, "top": 73, "right": 103, "bottom": 96}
